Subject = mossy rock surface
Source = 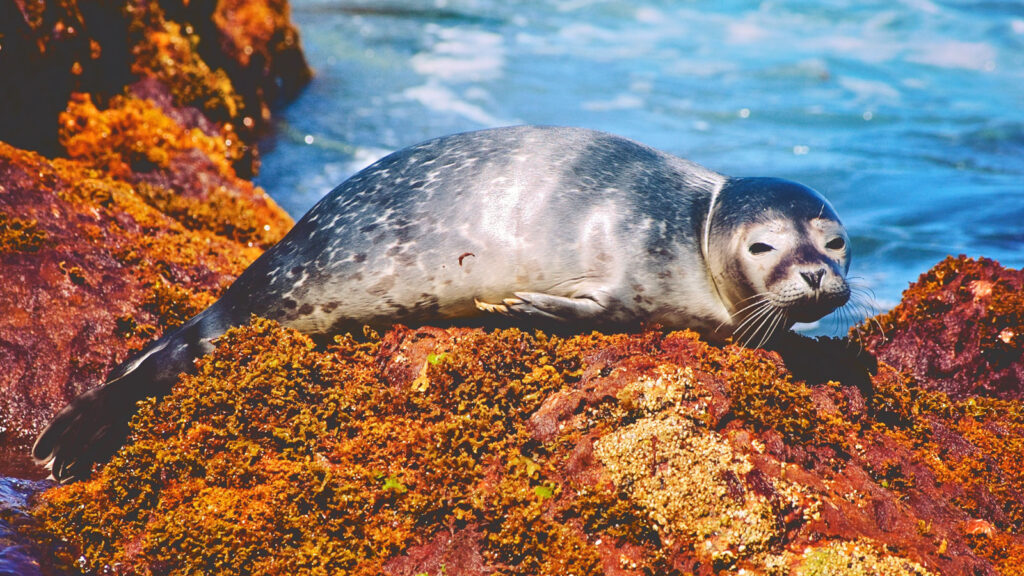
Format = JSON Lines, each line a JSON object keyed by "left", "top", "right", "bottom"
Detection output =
{"left": 35, "top": 291, "right": 1024, "bottom": 574}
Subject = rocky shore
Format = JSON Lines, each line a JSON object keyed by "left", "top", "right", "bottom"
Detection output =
{"left": 0, "top": 0, "right": 307, "bottom": 473}
{"left": 1, "top": 0, "right": 306, "bottom": 571}
{"left": 2, "top": 0, "right": 1023, "bottom": 574}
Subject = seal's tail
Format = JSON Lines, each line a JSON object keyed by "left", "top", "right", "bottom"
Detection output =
{"left": 33, "top": 309, "right": 225, "bottom": 482}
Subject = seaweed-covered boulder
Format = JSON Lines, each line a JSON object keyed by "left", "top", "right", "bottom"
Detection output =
{"left": 857, "top": 255, "right": 1024, "bottom": 401}
{"left": 0, "top": 136, "right": 288, "bottom": 471}
{"left": 34, "top": 294, "right": 1024, "bottom": 574}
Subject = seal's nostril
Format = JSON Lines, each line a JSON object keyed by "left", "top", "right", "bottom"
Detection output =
{"left": 800, "top": 269, "right": 825, "bottom": 290}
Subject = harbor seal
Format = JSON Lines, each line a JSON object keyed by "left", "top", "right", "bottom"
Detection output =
{"left": 33, "top": 125, "right": 851, "bottom": 481}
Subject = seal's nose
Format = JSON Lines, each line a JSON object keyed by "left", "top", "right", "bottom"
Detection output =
{"left": 800, "top": 268, "right": 825, "bottom": 290}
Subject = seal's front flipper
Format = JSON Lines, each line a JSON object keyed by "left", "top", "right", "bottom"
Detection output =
{"left": 475, "top": 291, "right": 606, "bottom": 322}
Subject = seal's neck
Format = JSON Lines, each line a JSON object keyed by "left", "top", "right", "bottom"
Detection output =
{"left": 702, "top": 178, "right": 731, "bottom": 315}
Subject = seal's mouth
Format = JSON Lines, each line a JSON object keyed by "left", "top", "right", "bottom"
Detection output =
{"left": 783, "top": 288, "right": 850, "bottom": 323}
{"left": 724, "top": 276, "right": 851, "bottom": 347}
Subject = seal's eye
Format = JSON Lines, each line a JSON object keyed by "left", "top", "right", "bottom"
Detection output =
{"left": 825, "top": 237, "right": 846, "bottom": 251}
{"left": 748, "top": 242, "right": 774, "bottom": 255}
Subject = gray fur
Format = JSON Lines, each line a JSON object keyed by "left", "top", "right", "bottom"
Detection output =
{"left": 33, "top": 126, "right": 850, "bottom": 481}
{"left": 219, "top": 126, "right": 729, "bottom": 334}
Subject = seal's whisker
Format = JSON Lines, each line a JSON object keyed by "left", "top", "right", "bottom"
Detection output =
{"left": 734, "top": 294, "right": 773, "bottom": 314}
{"left": 836, "top": 289, "right": 886, "bottom": 349}
{"left": 755, "top": 309, "right": 787, "bottom": 349}
{"left": 849, "top": 284, "right": 877, "bottom": 299}
{"left": 849, "top": 290, "right": 881, "bottom": 317}
{"left": 765, "top": 309, "right": 787, "bottom": 348}
{"left": 716, "top": 296, "right": 769, "bottom": 335}
{"left": 730, "top": 305, "right": 766, "bottom": 343}
{"left": 831, "top": 304, "right": 847, "bottom": 333}
{"left": 731, "top": 302, "right": 775, "bottom": 345}
{"left": 838, "top": 304, "right": 865, "bottom": 351}
{"left": 846, "top": 276, "right": 877, "bottom": 294}
{"left": 731, "top": 307, "right": 771, "bottom": 347}
{"left": 733, "top": 292, "right": 773, "bottom": 307}
{"left": 744, "top": 307, "right": 778, "bottom": 349}
{"left": 849, "top": 288, "right": 885, "bottom": 337}
{"left": 735, "top": 303, "right": 778, "bottom": 348}
{"left": 744, "top": 311, "right": 771, "bottom": 348}
{"left": 717, "top": 294, "right": 771, "bottom": 332}
{"left": 847, "top": 279, "right": 880, "bottom": 308}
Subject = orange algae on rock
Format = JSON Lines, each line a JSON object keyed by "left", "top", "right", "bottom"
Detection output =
{"left": 56, "top": 86, "right": 292, "bottom": 248}
{"left": 127, "top": 6, "right": 243, "bottom": 127}
{"left": 0, "top": 213, "right": 47, "bottom": 253}
{"left": 60, "top": 91, "right": 237, "bottom": 179}
{"left": 38, "top": 321, "right": 570, "bottom": 574}
{"left": 0, "top": 0, "right": 310, "bottom": 172}
{"left": 122, "top": 0, "right": 311, "bottom": 175}
{"left": 33, "top": 306, "right": 1024, "bottom": 575}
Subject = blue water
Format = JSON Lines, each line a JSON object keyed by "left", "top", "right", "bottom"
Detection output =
{"left": 256, "top": 0, "right": 1024, "bottom": 335}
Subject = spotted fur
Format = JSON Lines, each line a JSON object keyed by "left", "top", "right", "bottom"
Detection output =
{"left": 34, "top": 126, "right": 850, "bottom": 481}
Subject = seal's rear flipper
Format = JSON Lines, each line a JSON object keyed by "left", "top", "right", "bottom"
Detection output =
{"left": 32, "top": 309, "right": 223, "bottom": 482}
{"left": 32, "top": 374, "right": 136, "bottom": 483}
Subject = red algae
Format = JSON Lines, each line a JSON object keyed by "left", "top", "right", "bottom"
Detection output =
{"left": 857, "top": 255, "right": 1024, "bottom": 400}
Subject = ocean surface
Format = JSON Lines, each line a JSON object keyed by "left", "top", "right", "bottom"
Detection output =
{"left": 255, "top": 0, "right": 1024, "bottom": 335}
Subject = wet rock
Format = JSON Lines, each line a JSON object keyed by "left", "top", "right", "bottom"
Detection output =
{"left": 0, "top": 0, "right": 310, "bottom": 174}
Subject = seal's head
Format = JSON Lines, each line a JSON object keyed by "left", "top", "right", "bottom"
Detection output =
{"left": 706, "top": 177, "right": 851, "bottom": 344}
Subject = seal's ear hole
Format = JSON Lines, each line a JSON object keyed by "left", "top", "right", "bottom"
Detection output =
{"left": 748, "top": 242, "right": 775, "bottom": 255}
{"left": 825, "top": 237, "right": 846, "bottom": 250}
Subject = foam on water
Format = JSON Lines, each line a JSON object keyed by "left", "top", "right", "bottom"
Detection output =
{"left": 256, "top": 0, "right": 1024, "bottom": 335}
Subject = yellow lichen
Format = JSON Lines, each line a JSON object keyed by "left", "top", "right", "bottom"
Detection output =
{"left": 792, "top": 539, "right": 935, "bottom": 576}
{"left": 595, "top": 367, "right": 809, "bottom": 569}
{"left": 0, "top": 213, "right": 47, "bottom": 252}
